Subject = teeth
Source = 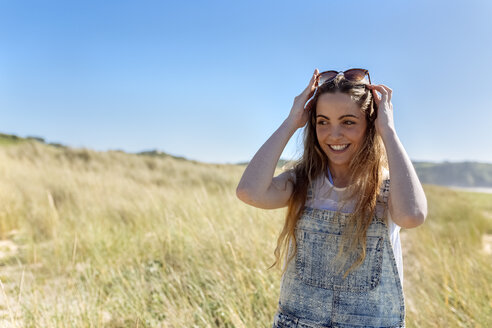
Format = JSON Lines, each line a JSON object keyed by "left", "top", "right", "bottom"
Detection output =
{"left": 329, "top": 144, "right": 349, "bottom": 151}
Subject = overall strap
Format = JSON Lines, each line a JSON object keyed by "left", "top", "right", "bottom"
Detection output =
{"left": 306, "top": 179, "right": 315, "bottom": 202}
{"left": 379, "top": 178, "right": 390, "bottom": 206}
{"left": 376, "top": 178, "right": 391, "bottom": 220}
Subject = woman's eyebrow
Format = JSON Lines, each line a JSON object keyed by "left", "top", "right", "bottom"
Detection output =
{"left": 316, "top": 114, "right": 359, "bottom": 120}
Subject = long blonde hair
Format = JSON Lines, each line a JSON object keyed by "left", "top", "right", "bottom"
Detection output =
{"left": 268, "top": 75, "right": 388, "bottom": 279}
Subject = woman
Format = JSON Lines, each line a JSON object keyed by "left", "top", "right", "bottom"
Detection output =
{"left": 236, "top": 68, "right": 427, "bottom": 327}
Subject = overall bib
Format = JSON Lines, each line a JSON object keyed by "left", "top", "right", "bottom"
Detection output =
{"left": 272, "top": 179, "right": 406, "bottom": 328}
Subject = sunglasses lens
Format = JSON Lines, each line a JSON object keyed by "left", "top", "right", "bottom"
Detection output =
{"left": 343, "top": 69, "right": 367, "bottom": 82}
{"left": 318, "top": 71, "right": 338, "bottom": 85}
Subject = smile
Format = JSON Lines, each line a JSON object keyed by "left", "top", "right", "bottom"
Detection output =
{"left": 328, "top": 144, "right": 350, "bottom": 151}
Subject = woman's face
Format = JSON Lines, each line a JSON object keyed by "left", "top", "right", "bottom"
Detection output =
{"left": 315, "top": 92, "right": 367, "bottom": 171}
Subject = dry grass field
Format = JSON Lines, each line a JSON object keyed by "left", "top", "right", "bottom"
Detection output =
{"left": 0, "top": 139, "right": 491, "bottom": 327}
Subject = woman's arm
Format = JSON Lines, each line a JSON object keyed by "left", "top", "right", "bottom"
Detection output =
{"left": 383, "top": 130, "right": 427, "bottom": 228}
{"left": 236, "top": 69, "right": 319, "bottom": 209}
{"left": 236, "top": 119, "right": 297, "bottom": 209}
{"left": 368, "top": 84, "right": 428, "bottom": 229}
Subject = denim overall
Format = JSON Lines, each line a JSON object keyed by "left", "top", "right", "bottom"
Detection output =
{"left": 272, "top": 179, "right": 406, "bottom": 328}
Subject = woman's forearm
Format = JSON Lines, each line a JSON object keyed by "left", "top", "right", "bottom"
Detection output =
{"left": 381, "top": 129, "right": 428, "bottom": 228}
{"left": 236, "top": 118, "right": 297, "bottom": 197}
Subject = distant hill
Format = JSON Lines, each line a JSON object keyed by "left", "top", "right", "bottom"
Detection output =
{"left": 0, "top": 132, "right": 68, "bottom": 148}
{"left": 2, "top": 132, "right": 492, "bottom": 188}
{"left": 136, "top": 149, "right": 191, "bottom": 162}
{"left": 413, "top": 161, "right": 492, "bottom": 188}
{"left": 0, "top": 133, "right": 190, "bottom": 162}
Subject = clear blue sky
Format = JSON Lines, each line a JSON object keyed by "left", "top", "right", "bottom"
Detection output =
{"left": 1, "top": 0, "right": 491, "bottom": 164}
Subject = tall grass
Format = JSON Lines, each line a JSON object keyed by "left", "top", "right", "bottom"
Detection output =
{"left": 0, "top": 140, "right": 490, "bottom": 327}
{"left": 403, "top": 186, "right": 492, "bottom": 327}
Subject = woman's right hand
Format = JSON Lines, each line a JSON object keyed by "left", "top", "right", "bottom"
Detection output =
{"left": 286, "top": 68, "right": 319, "bottom": 130}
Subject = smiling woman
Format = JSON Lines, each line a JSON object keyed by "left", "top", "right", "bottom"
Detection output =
{"left": 315, "top": 92, "right": 368, "bottom": 187}
{"left": 236, "top": 68, "right": 427, "bottom": 328}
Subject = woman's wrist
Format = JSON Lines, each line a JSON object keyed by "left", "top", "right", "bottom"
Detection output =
{"left": 283, "top": 116, "right": 301, "bottom": 134}
{"left": 379, "top": 126, "right": 397, "bottom": 144}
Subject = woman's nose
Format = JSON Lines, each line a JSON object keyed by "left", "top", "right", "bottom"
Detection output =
{"left": 329, "top": 126, "right": 343, "bottom": 139}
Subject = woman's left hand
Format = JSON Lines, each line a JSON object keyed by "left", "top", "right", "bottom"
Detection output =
{"left": 367, "top": 84, "right": 395, "bottom": 138}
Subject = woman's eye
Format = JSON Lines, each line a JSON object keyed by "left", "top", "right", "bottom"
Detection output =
{"left": 344, "top": 121, "right": 355, "bottom": 125}
{"left": 317, "top": 121, "right": 327, "bottom": 125}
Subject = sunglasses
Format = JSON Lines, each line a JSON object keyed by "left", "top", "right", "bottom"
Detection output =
{"left": 316, "top": 68, "right": 371, "bottom": 87}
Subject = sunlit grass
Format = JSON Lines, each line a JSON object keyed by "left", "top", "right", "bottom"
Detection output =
{"left": 0, "top": 140, "right": 490, "bottom": 327}
{"left": 402, "top": 185, "right": 492, "bottom": 326}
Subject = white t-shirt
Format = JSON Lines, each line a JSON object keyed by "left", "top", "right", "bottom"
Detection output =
{"left": 287, "top": 169, "right": 404, "bottom": 285}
